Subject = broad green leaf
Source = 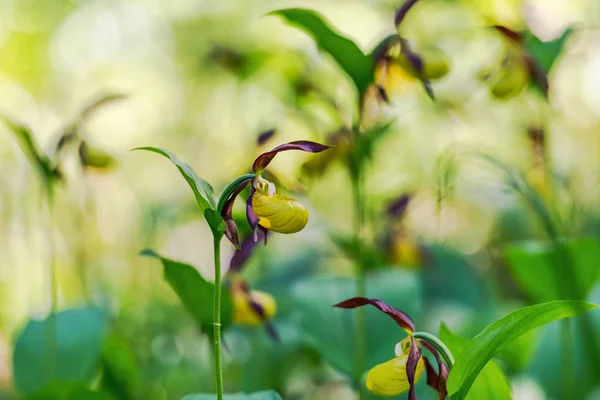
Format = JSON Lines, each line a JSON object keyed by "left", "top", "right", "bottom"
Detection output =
{"left": 270, "top": 8, "right": 374, "bottom": 95}
{"left": 132, "top": 147, "right": 219, "bottom": 219}
{"left": 140, "top": 249, "right": 233, "bottom": 333}
{"left": 290, "top": 269, "right": 422, "bottom": 378}
{"left": 524, "top": 27, "right": 573, "bottom": 74}
{"left": 181, "top": 390, "right": 283, "bottom": 400}
{"left": 447, "top": 300, "right": 598, "bottom": 399}
{"left": 505, "top": 238, "right": 600, "bottom": 302}
{"left": 439, "top": 324, "right": 512, "bottom": 400}
{"left": 13, "top": 308, "right": 108, "bottom": 395}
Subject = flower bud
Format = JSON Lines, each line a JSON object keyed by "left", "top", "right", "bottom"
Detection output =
{"left": 251, "top": 191, "right": 309, "bottom": 234}
{"left": 366, "top": 354, "right": 425, "bottom": 397}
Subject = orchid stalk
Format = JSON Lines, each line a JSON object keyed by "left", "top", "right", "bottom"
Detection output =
{"left": 135, "top": 140, "right": 331, "bottom": 399}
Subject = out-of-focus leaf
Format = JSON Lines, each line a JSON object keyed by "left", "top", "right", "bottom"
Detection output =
{"left": 447, "top": 301, "right": 598, "bottom": 399}
{"left": 524, "top": 28, "right": 573, "bottom": 74}
{"left": 423, "top": 244, "right": 488, "bottom": 308}
{"left": 100, "top": 332, "right": 139, "bottom": 400}
{"left": 181, "top": 390, "right": 283, "bottom": 400}
{"left": 140, "top": 249, "right": 234, "bottom": 333}
{"left": 13, "top": 308, "right": 108, "bottom": 395}
{"left": 26, "top": 382, "right": 116, "bottom": 400}
{"left": 505, "top": 238, "right": 600, "bottom": 302}
{"left": 439, "top": 324, "right": 512, "bottom": 400}
{"left": 330, "top": 233, "right": 385, "bottom": 268}
{"left": 1, "top": 115, "right": 59, "bottom": 186}
{"left": 290, "top": 269, "right": 422, "bottom": 378}
{"left": 270, "top": 8, "right": 374, "bottom": 96}
{"left": 132, "top": 147, "right": 216, "bottom": 213}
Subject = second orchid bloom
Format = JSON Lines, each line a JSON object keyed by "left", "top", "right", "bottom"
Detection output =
{"left": 335, "top": 297, "right": 453, "bottom": 399}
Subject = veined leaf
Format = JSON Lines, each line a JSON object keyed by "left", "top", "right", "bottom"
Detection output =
{"left": 270, "top": 8, "right": 374, "bottom": 96}
{"left": 132, "top": 147, "right": 223, "bottom": 234}
{"left": 447, "top": 300, "right": 598, "bottom": 399}
{"left": 140, "top": 249, "right": 233, "bottom": 333}
{"left": 439, "top": 324, "right": 512, "bottom": 400}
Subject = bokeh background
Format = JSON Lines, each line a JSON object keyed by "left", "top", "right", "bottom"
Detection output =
{"left": 2, "top": 0, "right": 600, "bottom": 399}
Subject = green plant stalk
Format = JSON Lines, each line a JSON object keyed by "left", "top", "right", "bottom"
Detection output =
{"left": 412, "top": 331, "right": 454, "bottom": 368}
{"left": 45, "top": 183, "right": 59, "bottom": 385}
{"left": 351, "top": 169, "right": 367, "bottom": 394}
{"left": 561, "top": 319, "right": 574, "bottom": 399}
{"left": 213, "top": 236, "right": 224, "bottom": 400}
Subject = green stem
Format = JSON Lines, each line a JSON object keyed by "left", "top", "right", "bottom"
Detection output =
{"left": 213, "top": 236, "right": 223, "bottom": 400}
{"left": 412, "top": 332, "right": 455, "bottom": 368}
{"left": 216, "top": 174, "right": 255, "bottom": 213}
{"left": 351, "top": 170, "right": 367, "bottom": 393}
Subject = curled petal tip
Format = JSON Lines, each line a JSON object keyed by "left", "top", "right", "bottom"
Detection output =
{"left": 333, "top": 297, "right": 415, "bottom": 333}
{"left": 253, "top": 140, "right": 333, "bottom": 172}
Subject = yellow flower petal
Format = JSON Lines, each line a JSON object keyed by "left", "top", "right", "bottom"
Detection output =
{"left": 252, "top": 191, "right": 309, "bottom": 234}
{"left": 366, "top": 355, "right": 424, "bottom": 397}
{"left": 233, "top": 289, "right": 277, "bottom": 326}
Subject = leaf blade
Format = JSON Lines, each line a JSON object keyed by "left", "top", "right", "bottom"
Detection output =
{"left": 132, "top": 147, "right": 223, "bottom": 234}
{"left": 140, "top": 249, "right": 233, "bottom": 332}
{"left": 447, "top": 300, "right": 598, "bottom": 399}
{"left": 270, "top": 8, "right": 374, "bottom": 95}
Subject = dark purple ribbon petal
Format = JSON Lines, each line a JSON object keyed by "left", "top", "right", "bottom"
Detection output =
{"left": 406, "top": 336, "right": 421, "bottom": 400}
{"left": 229, "top": 230, "right": 264, "bottom": 272}
{"left": 252, "top": 140, "right": 332, "bottom": 172}
{"left": 333, "top": 297, "right": 415, "bottom": 333}
{"left": 221, "top": 179, "right": 251, "bottom": 248}
{"left": 257, "top": 129, "right": 277, "bottom": 146}
{"left": 387, "top": 194, "right": 411, "bottom": 218}
{"left": 420, "top": 341, "right": 449, "bottom": 400}
{"left": 246, "top": 186, "right": 260, "bottom": 233}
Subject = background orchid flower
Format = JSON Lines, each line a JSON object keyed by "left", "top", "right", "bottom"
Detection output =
{"left": 334, "top": 297, "right": 451, "bottom": 400}
{"left": 218, "top": 140, "right": 331, "bottom": 247}
{"left": 227, "top": 230, "right": 279, "bottom": 340}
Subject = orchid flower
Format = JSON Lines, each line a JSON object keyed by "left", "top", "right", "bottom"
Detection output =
{"left": 218, "top": 141, "right": 331, "bottom": 247}
{"left": 334, "top": 297, "right": 452, "bottom": 399}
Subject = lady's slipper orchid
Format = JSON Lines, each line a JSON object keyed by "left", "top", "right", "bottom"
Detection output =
{"left": 381, "top": 195, "right": 423, "bottom": 268}
{"left": 227, "top": 231, "right": 279, "bottom": 340}
{"left": 334, "top": 297, "right": 450, "bottom": 400}
{"left": 231, "top": 276, "right": 276, "bottom": 325}
{"left": 219, "top": 140, "right": 331, "bottom": 247}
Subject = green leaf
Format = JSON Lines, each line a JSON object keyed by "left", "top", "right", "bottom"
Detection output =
{"left": 181, "top": 390, "right": 283, "bottom": 400}
{"left": 439, "top": 324, "right": 512, "bottom": 400}
{"left": 1, "top": 115, "right": 59, "bottom": 188}
{"left": 132, "top": 147, "right": 218, "bottom": 219}
{"left": 25, "top": 382, "right": 116, "bottom": 400}
{"left": 140, "top": 249, "right": 233, "bottom": 333}
{"left": 290, "top": 269, "right": 422, "bottom": 377}
{"left": 270, "top": 8, "right": 374, "bottom": 95}
{"left": 100, "top": 332, "right": 139, "bottom": 400}
{"left": 505, "top": 238, "right": 600, "bottom": 302}
{"left": 524, "top": 27, "right": 573, "bottom": 74}
{"left": 13, "top": 308, "right": 108, "bottom": 395}
{"left": 447, "top": 300, "right": 598, "bottom": 399}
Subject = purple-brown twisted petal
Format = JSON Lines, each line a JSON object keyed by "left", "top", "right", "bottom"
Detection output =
{"left": 229, "top": 230, "right": 265, "bottom": 272}
{"left": 333, "top": 297, "right": 415, "bottom": 334}
{"left": 221, "top": 179, "right": 252, "bottom": 248}
{"left": 420, "top": 340, "right": 449, "bottom": 400}
{"left": 257, "top": 129, "right": 277, "bottom": 146}
{"left": 387, "top": 194, "right": 412, "bottom": 218}
{"left": 252, "top": 140, "right": 332, "bottom": 173}
{"left": 406, "top": 336, "right": 421, "bottom": 400}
